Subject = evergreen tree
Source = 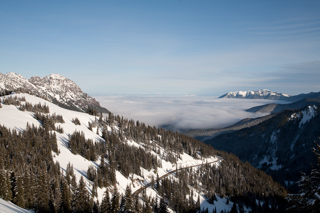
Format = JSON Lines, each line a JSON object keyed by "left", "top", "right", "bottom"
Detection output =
{"left": 133, "top": 195, "right": 141, "bottom": 213}
{"left": 72, "top": 176, "right": 91, "bottom": 213}
{"left": 143, "top": 197, "right": 153, "bottom": 213}
{"left": 92, "top": 179, "right": 98, "bottom": 198}
{"left": 288, "top": 142, "right": 320, "bottom": 212}
{"left": 35, "top": 172, "right": 50, "bottom": 212}
{"left": 123, "top": 185, "right": 133, "bottom": 212}
{"left": 110, "top": 187, "right": 120, "bottom": 213}
{"left": 213, "top": 207, "right": 217, "bottom": 213}
{"left": 0, "top": 170, "right": 11, "bottom": 200}
{"left": 60, "top": 179, "right": 71, "bottom": 213}
{"left": 159, "top": 197, "right": 168, "bottom": 213}
{"left": 100, "top": 189, "right": 111, "bottom": 213}
{"left": 13, "top": 176, "right": 25, "bottom": 208}
{"left": 230, "top": 202, "right": 238, "bottom": 213}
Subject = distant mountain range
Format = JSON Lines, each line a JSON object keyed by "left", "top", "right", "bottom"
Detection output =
{"left": 0, "top": 72, "right": 109, "bottom": 113}
{"left": 219, "top": 89, "right": 290, "bottom": 99}
{"left": 220, "top": 88, "right": 320, "bottom": 114}
{"left": 246, "top": 91, "right": 320, "bottom": 114}
{"left": 184, "top": 89, "right": 320, "bottom": 192}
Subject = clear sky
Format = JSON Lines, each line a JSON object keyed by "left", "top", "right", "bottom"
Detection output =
{"left": 1, "top": 0, "right": 320, "bottom": 96}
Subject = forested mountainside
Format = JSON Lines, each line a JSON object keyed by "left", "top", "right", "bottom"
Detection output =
{"left": 205, "top": 105, "right": 320, "bottom": 192}
{"left": 0, "top": 72, "right": 108, "bottom": 113}
{"left": 0, "top": 93, "right": 287, "bottom": 212}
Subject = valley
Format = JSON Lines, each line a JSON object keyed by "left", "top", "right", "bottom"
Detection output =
{"left": 0, "top": 74, "right": 290, "bottom": 212}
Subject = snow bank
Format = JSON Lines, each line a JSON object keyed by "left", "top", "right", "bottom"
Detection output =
{"left": 0, "top": 198, "right": 34, "bottom": 213}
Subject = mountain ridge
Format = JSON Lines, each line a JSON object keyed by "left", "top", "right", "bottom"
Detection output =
{"left": 204, "top": 104, "right": 320, "bottom": 192}
{"left": 219, "top": 89, "right": 290, "bottom": 100}
{"left": 0, "top": 72, "right": 109, "bottom": 113}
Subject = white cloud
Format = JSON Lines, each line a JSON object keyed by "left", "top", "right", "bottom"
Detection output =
{"left": 95, "top": 95, "right": 286, "bottom": 130}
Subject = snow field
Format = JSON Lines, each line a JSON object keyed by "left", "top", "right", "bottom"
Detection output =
{"left": 0, "top": 198, "right": 34, "bottom": 213}
{"left": 0, "top": 93, "right": 228, "bottom": 211}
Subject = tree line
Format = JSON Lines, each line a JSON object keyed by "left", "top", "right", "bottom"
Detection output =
{"left": 0, "top": 95, "right": 291, "bottom": 212}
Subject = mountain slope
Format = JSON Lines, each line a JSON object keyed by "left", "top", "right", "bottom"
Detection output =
{"left": 246, "top": 98, "right": 320, "bottom": 114}
{"left": 0, "top": 92, "right": 287, "bottom": 212}
{"left": 0, "top": 72, "right": 108, "bottom": 113}
{"left": 204, "top": 105, "right": 320, "bottom": 192}
{"left": 184, "top": 114, "right": 276, "bottom": 141}
{"left": 219, "top": 89, "right": 290, "bottom": 100}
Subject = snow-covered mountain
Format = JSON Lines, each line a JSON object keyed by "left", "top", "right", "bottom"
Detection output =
{"left": 219, "top": 89, "right": 290, "bottom": 100}
{"left": 0, "top": 72, "right": 108, "bottom": 113}
{"left": 205, "top": 104, "right": 320, "bottom": 192}
{"left": 0, "top": 92, "right": 286, "bottom": 212}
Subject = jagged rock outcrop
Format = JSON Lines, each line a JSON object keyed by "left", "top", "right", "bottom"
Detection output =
{"left": 0, "top": 72, "right": 109, "bottom": 113}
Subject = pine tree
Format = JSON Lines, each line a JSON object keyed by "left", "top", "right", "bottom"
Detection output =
{"left": 110, "top": 187, "right": 120, "bottom": 213}
{"left": 288, "top": 142, "right": 320, "bottom": 212}
{"left": 72, "top": 176, "right": 91, "bottom": 212}
{"left": 123, "top": 185, "right": 133, "bottom": 212}
{"left": 133, "top": 195, "right": 141, "bottom": 213}
{"left": 0, "top": 170, "right": 10, "bottom": 200}
{"left": 60, "top": 179, "right": 71, "bottom": 213}
{"left": 230, "top": 202, "right": 238, "bottom": 213}
{"left": 35, "top": 172, "right": 50, "bottom": 212}
{"left": 100, "top": 189, "right": 111, "bottom": 212}
{"left": 159, "top": 197, "right": 168, "bottom": 213}
{"left": 13, "top": 176, "right": 25, "bottom": 208}
{"left": 23, "top": 170, "right": 34, "bottom": 209}
{"left": 143, "top": 197, "right": 153, "bottom": 213}
{"left": 92, "top": 179, "right": 98, "bottom": 198}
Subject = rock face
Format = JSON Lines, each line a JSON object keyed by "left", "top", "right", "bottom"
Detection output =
{"left": 219, "top": 89, "right": 291, "bottom": 100}
{"left": 0, "top": 72, "right": 109, "bottom": 113}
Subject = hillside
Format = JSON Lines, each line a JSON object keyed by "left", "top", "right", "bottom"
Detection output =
{"left": 205, "top": 105, "right": 320, "bottom": 192}
{"left": 0, "top": 93, "right": 287, "bottom": 212}
{"left": 246, "top": 98, "right": 320, "bottom": 114}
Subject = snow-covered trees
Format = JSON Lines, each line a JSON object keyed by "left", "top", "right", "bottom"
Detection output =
{"left": 288, "top": 142, "right": 320, "bottom": 212}
{"left": 71, "top": 176, "right": 92, "bottom": 212}
{"left": 0, "top": 97, "right": 289, "bottom": 212}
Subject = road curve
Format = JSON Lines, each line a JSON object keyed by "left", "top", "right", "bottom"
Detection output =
{"left": 132, "top": 158, "right": 220, "bottom": 197}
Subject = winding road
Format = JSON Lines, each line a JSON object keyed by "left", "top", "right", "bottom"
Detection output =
{"left": 132, "top": 158, "right": 221, "bottom": 197}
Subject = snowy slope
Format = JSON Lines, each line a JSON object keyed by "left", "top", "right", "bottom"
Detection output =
{"left": 0, "top": 93, "right": 228, "bottom": 212}
{"left": 288, "top": 105, "right": 318, "bottom": 127}
{"left": 0, "top": 198, "right": 34, "bottom": 213}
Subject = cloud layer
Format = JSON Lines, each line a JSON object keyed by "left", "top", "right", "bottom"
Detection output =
{"left": 96, "top": 95, "right": 286, "bottom": 130}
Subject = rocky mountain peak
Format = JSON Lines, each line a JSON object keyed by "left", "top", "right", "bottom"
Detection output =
{"left": 0, "top": 72, "right": 108, "bottom": 113}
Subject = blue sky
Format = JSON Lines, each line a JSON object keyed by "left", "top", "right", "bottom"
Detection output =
{"left": 1, "top": 0, "right": 320, "bottom": 96}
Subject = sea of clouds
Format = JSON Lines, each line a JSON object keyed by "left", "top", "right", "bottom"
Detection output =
{"left": 95, "top": 95, "right": 286, "bottom": 130}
